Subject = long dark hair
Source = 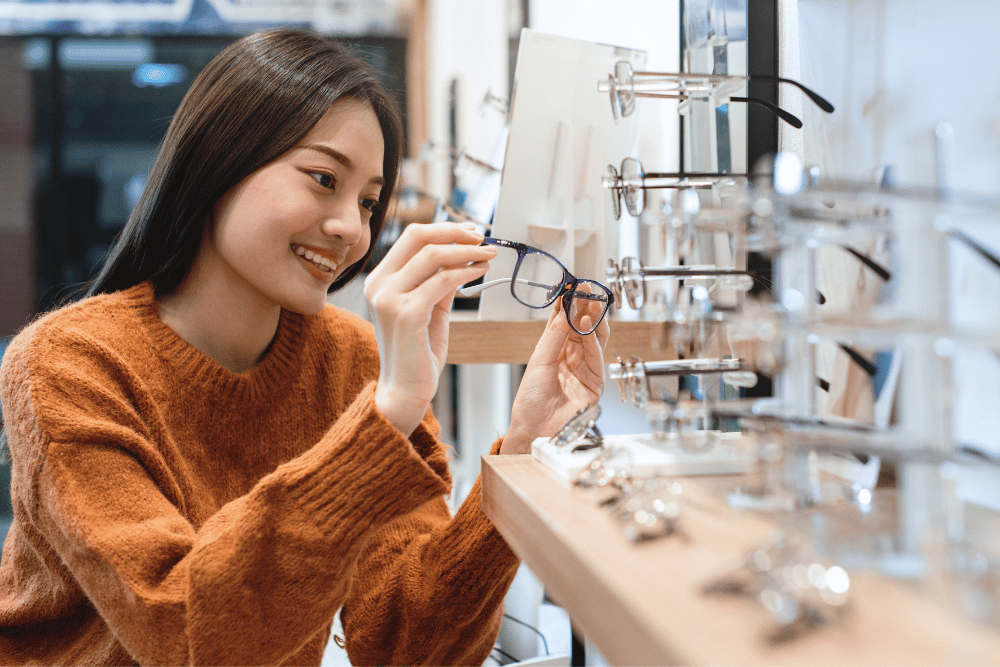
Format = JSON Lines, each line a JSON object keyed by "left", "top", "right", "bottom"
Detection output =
{"left": 1, "top": 30, "right": 403, "bottom": 464}
{"left": 88, "top": 28, "right": 403, "bottom": 298}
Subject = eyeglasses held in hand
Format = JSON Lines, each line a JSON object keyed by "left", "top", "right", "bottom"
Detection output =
{"left": 604, "top": 157, "right": 748, "bottom": 220}
{"left": 454, "top": 237, "right": 614, "bottom": 336}
{"left": 598, "top": 61, "right": 835, "bottom": 128}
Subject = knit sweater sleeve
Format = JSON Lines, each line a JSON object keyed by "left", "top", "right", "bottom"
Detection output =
{"left": 340, "top": 433, "right": 520, "bottom": 667}
{"left": 1, "top": 321, "right": 456, "bottom": 666}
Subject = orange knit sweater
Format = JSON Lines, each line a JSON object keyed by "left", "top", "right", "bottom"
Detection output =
{"left": 0, "top": 281, "right": 520, "bottom": 666}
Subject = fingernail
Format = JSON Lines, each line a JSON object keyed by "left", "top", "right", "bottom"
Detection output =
{"left": 459, "top": 222, "right": 478, "bottom": 231}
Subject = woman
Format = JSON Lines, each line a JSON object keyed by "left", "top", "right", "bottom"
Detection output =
{"left": 0, "top": 29, "right": 608, "bottom": 666}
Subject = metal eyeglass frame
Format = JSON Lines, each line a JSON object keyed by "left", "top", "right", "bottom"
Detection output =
{"left": 606, "top": 256, "right": 756, "bottom": 310}
{"left": 455, "top": 237, "right": 614, "bottom": 336}
{"left": 603, "top": 157, "right": 748, "bottom": 220}
{"left": 550, "top": 403, "right": 604, "bottom": 452}
{"left": 609, "top": 354, "right": 748, "bottom": 407}
{"left": 598, "top": 61, "right": 835, "bottom": 128}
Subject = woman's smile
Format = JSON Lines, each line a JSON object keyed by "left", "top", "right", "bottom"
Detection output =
{"left": 291, "top": 242, "right": 339, "bottom": 281}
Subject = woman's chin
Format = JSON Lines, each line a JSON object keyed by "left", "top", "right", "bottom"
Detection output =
{"left": 275, "top": 286, "right": 332, "bottom": 316}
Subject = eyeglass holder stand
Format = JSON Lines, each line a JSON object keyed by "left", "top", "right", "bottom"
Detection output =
{"left": 532, "top": 431, "right": 750, "bottom": 482}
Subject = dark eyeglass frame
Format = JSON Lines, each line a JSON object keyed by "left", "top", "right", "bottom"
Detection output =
{"left": 459, "top": 237, "right": 614, "bottom": 336}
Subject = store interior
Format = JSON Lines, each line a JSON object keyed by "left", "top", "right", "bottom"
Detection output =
{"left": 1, "top": 0, "right": 999, "bottom": 665}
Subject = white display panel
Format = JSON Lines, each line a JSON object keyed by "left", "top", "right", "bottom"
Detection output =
{"left": 479, "top": 29, "right": 646, "bottom": 322}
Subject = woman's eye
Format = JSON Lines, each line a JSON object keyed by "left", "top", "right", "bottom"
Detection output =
{"left": 310, "top": 172, "right": 336, "bottom": 189}
{"left": 361, "top": 198, "right": 380, "bottom": 213}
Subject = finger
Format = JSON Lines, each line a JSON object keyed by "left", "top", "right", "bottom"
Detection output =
{"left": 369, "top": 237, "right": 492, "bottom": 288}
{"left": 529, "top": 300, "right": 572, "bottom": 364}
{"left": 595, "top": 312, "right": 611, "bottom": 350}
{"left": 405, "top": 243, "right": 495, "bottom": 291}
{"left": 367, "top": 244, "right": 495, "bottom": 298}
{"left": 374, "top": 261, "right": 491, "bottom": 322}
{"left": 374, "top": 222, "right": 485, "bottom": 275}
{"left": 579, "top": 313, "right": 606, "bottom": 372}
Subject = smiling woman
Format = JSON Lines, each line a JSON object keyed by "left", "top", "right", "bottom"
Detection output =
{"left": 155, "top": 97, "right": 387, "bottom": 370}
{"left": 0, "top": 28, "right": 611, "bottom": 667}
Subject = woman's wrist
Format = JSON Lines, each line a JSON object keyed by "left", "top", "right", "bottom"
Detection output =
{"left": 499, "top": 426, "right": 533, "bottom": 455}
{"left": 374, "top": 383, "right": 422, "bottom": 437}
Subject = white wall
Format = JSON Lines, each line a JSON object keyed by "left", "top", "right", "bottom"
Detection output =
{"left": 793, "top": 0, "right": 1000, "bottom": 191}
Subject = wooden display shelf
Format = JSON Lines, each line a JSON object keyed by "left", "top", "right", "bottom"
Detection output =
{"left": 446, "top": 312, "right": 670, "bottom": 365}
{"left": 481, "top": 455, "right": 1000, "bottom": 666}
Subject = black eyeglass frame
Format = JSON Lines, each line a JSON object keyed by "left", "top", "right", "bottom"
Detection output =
{"left": 480, "top": 237, "right": 614, "bottom": 336}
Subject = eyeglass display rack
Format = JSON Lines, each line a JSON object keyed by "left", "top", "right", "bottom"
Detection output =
{"left": 477, "top": 48, "right": 1000, "bottom": 662}
{"left": 482, "top": 157, "right": 1000, "bottom": 664}
{"left": 425, "top": 26, "right": 1000, "bottom": 663}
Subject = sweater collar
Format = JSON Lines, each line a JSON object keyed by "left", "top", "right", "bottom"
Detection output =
{"left": 124, "top": 281, "right": 307, "bottom": 402}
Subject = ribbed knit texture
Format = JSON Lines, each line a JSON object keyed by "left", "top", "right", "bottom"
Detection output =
{"left": 0, "top": 281, "right": 519, "bottom": 666}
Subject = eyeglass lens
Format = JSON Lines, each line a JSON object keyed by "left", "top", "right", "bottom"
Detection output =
{"left": 613, "top": 61, "right": 636, "bottom": 119}
{"left": 511, "top": 251, "right": 566, "bottom": 308}
{"left": 621, "top": 157, "right": 645, "bottom": 218}
{"left": 566, "top": 279, "right": 612, "bottom": 335}
{"left": 621, "top": 257, "right": 645, "bottom": 309}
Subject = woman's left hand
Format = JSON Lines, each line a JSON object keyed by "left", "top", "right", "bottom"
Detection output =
{"left": 502, "top": 299, "right": 610, "bottom": 455}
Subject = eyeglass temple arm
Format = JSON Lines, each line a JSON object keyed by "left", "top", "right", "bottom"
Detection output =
{"left": 729, "top": 97, "right": 803, "bottom": 129}
{"left": 610, "top": 358, "right": 745, "bottom": 378}
{"left": 748, "top": 74, "right": 835, "bottom": 113}
{"left": 948, "top": 228, "right": 1000, "bottom": 272}
{"left": 641, "top": 172, "right": 750, "bottom": 189}
{"left": 839, "top": 245, "right": 892, "bottom": 281}
{"left": 642, "top": 171, "right": 749, "bottom": 179}
{"left": 455, "top": 277, "right": 555, "bottom": 298}
{"left": 838, "top": 344, "right": 879, "bottom": 377}
{"left": 639, "top": 267, "right": 754, "bottom": 278}
{"left": 602, "top": 172, "right": 748, "bottom": 191}
{"left": 632, "top": 91, "right": 803, "bottom": 128}
{"left": 626, "top": 70, "right": 835, "bottom": 113}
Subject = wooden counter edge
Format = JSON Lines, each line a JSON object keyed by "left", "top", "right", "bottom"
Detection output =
{"left": 481, "top": 454, "right": 689, "bottom": 666}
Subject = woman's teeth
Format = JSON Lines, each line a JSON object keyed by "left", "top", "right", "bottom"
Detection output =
{"left": 292, "top": 244, "right": 334, "bottom": 272}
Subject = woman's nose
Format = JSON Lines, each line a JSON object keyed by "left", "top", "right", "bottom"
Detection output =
{"left": 321, "top": 206, "right": 365, "bottom": 245}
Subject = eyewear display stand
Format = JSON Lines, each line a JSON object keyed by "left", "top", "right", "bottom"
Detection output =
{"left": 531, "top": 431, "right": 750, "bottom": 480}
{"left": 450, "top": 18, "right": 1000, "bottom": 664}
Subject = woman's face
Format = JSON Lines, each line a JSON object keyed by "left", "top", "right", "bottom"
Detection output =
{"left": 207, "top": 97, "right": 385, "bottom": 315}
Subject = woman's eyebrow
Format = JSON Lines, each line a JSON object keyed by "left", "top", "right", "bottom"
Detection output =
{"left": 299, "top": 143, "right": 386, "bottom": 186}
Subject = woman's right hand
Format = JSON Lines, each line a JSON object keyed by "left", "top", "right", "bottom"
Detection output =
{"left": 364, "top": 222, "right": 496, "bottom": 436}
